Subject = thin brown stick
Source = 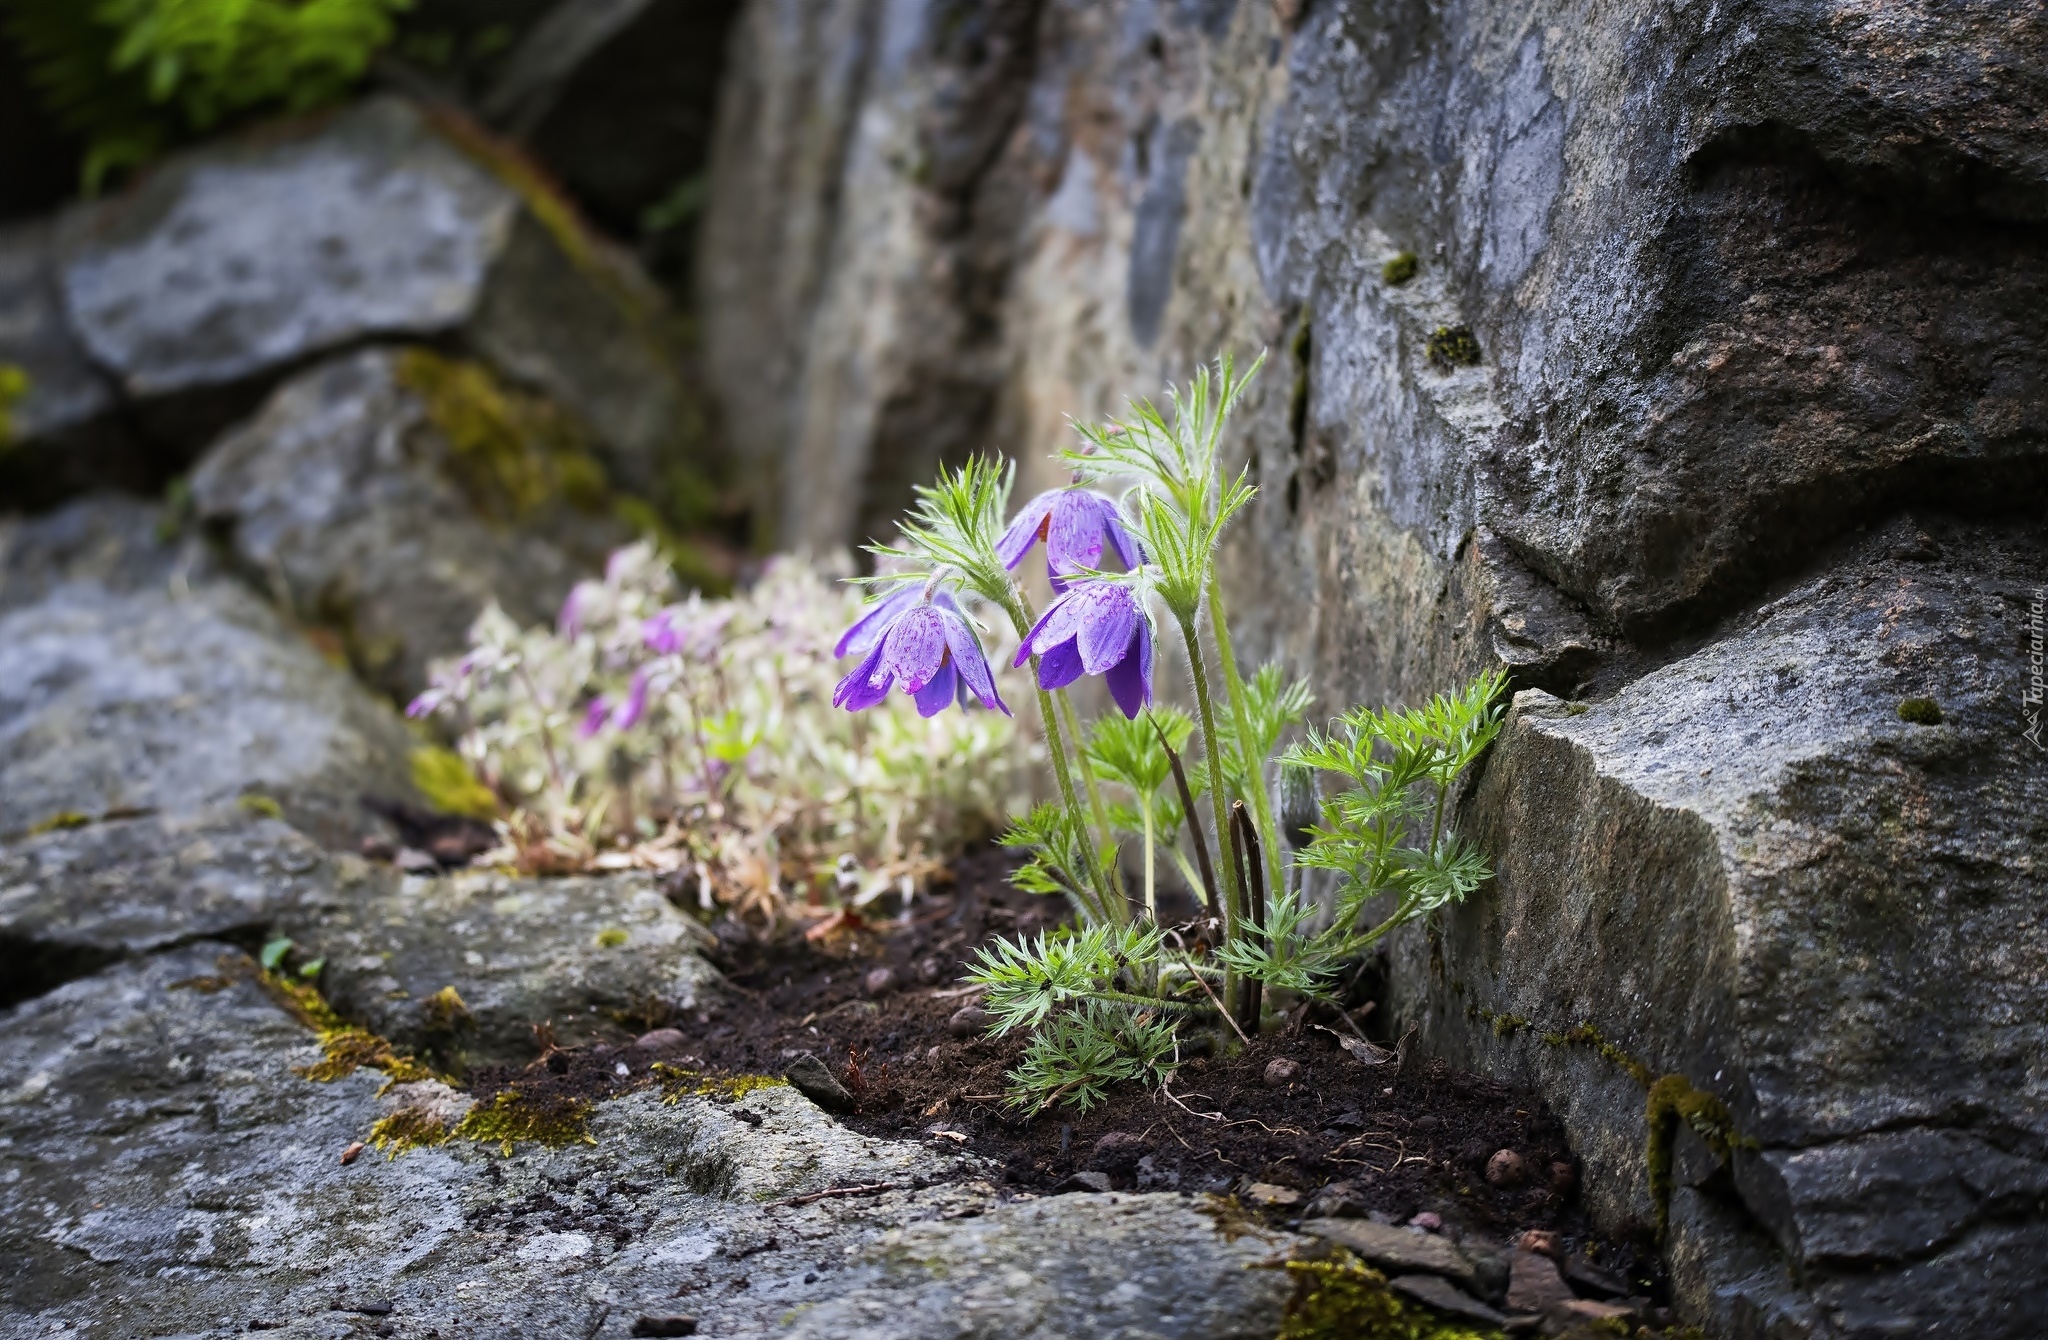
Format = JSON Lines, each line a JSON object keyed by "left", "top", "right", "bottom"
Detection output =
{"left": 1176, "top": 949, "right": 1248, "bottom": 1046}
{"left": 766, "top": 1181, "right": 898, "bottom": 1209}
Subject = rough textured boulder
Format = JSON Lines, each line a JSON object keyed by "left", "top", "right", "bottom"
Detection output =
{"left": 1398, "top": 515, "right": 2048, "bottom": 1338}
{"left": 0, "top": 496, "right": 416, "bottom": 846}
{"left": 2, "top": 94, "right": 693, "bottom": 503}
{"left": 189, "top": 346, "right": 626, "bottom": 699}
{"left": 699, "top": 2, "right": 2048, "bottom": 1332}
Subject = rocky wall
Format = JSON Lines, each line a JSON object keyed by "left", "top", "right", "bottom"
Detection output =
{"left": 698, "top": 1, "right": 2048, "bottom": 1333}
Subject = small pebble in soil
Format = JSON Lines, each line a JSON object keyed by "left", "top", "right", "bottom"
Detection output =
{"left": 784, "top": 1053, "right": 856, "bottom": 1112}
{"left": 1263, "top": 1057, "right": 1303, "bottom": 1087}
{"left": 339, "top": 1141, "right": 365, "bottom": 1166}
{"left": 864, "top": 966, "right": 897, "bottom": 996}
{"left": 1487, "top": 1149, "right": 1529, "bottom": 1187}
{"left": 1243, "top": 1182, "right": 1303, "bottom": 1208}
{"left": 634, "top": 1028, "right": 686, "bottom": 1051}
{"left": 1550, "top": 1159, "right": 1577, "bottom": 1193}
{"left": 1053, "top": 1170, "right": 1114, "bottom": 1194}
{"left": 1412, "top": 1114, "right": 1440, "bottom": 1132}
{"left": 1088, "top": 1132, "right": 1150, "bottom": 1176}
{"left": 915, "top": 957, "right": 944, "bottom": 984}
{"left": 1409, "top": 1211, "right": 1443, "bottom": 1231}
{"left": 1518, "top": 1229, "right": 1562, "bottom": 1259}
{"left": 948, "top": 1005, "right": 991, "bottom": 1036}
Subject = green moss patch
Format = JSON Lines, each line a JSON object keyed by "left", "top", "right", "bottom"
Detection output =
{"left": 1382, "top": 252, "right": 1418, "bottom": 286}
{"left": 0, "top": 363, "right": 28, "bottom": 448}
{"left": 1276, "top": 1250, "right": 1500, "bottom": 1340}
{"left": 394, "top": 348, "right": 610, "bottom": 523}
{"left": 1896, "top": 697, "right": 1942, "bottom": 725}
{"left": 410, "top": 745, "right": 500, "bottom": 819}
{"left": 1425, "top": 325, "right": 1482, "bottom": 372}
{"left": 652, "top": 1062, "right": 786, "bottom": 1103}
{"left": 453, "top": 1089, "right": 596, "bottom": 1155}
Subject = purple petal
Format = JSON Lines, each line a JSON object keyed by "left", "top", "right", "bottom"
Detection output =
{"left": 913, "top": 657, "right": 958, "bottom": 717}
{"left": 879, "top": 605, "right": 949, "bottom": 691}
{"left": 1103, "top": 509, "right": 1145, "bottom": 569}
{"left": 558, "top": 583, "right": 594, "bottom": 638}
{"left": 643, "top": 608, "right": 682, "bottom": 654}
{"left": 941, "top": 609, "right": 1011, "bottom": 715}
{"left": 1020, "top": 587, "right": 1088, "bottom": 663}
{"left": 835, "top": 586, "right": 921, "bottom": 659}
{"left": 1035, "top": 638, "right": 1085, "bottom": 690}
{"left": 405, "top": 692, "right": 436, "bottom": 719}
{"left": 1075, "top": 584, "right": 1138, "bottom": 674}
{"left": 1104, "top": 617, "right": 1153, "bottom": 718}
{"left": 834, "top": 642, "right": 892, "bottom": 710}
{"left": 996, "top": 489, "right": 1062, "bottom": 569}
{"left": 611, "top": 669, "right": 651, "bottom": 730}
{"left": 578, "top": 697, "right": 611, "bottom": 739}
{"left": 1044, "top": 492, "right": 1108, "bottom": 575}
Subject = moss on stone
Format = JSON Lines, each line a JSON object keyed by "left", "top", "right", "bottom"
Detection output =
{"left": 453, "top": 1089, "right": 596, "bottom": 1155}
{"left": 394, "top": 348, "right": 609, "bottom": 524}
{"left": 420, "top": 985, "right": 472, "bottom": 1032}
{"left": 262, "top": 969, "right": 435, "bottom": 1088}
{"left": 368, "top": 1104, "right": 453, "bottom": 1157}
{"left": 1276, "top": 1250, "right": 1501, "bottom": 1339}
{"left": 1382, "top": 252, "right": 1419, "bottom": 286}
{"left": 1645, "top": 1073, "right": 1749, "bottom": 1239}
{"left": 652, "top": 1062, "right": 787, "bottom": 1103}
{"left": 26, "top": 810, "right": 92, "bottom": 835}
{"left": 1425, "top": 325, "right": 1482, "bottom": 372}
{"left": 1896, "top": 697, "right": 1942, "bottom": 725}
{"left": 595, "top": 926, "right": 630, "bottom": 948}
{"left": 1545, "top": 1021, "right": 1654, "bottom": 1088}
{"left": 237, "top": 793, "right": 284, "bottom": 820}
{"left": 410, "top": 744, "right": 499, "bottom": 819}
{"left": 0, "top": 362, "right": 27, "bottom": 448}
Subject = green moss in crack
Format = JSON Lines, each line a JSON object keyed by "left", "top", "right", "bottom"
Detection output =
{"left": 0, "top": 363, "right": 27, "bottom": 448}
{"left": 653, "top": 1062, "right": 786, "bottom": 1103}
{"left": 1275, "top": 1250, "right": 1501, "bottom": 1339}
{"left": 1897, "top": 697, "right": 1942, "bottom": 725}
{"left": 1469, "top": 1004, "right": 1531, "bottom": 1039}
{"left": 1543, "top": 1022, "right": 1654, "bottom": 1088}
{"left": 395, "top": 348, "right": 609, "bottom": 524}
{"left": 1645, "top": 1073, "right": 1751, "bottom": 1239}
{"left": 368, "top": 1104, "right": 453, "bottom": 1157}
{"left": 26, "top": 810, "right": 91, "bottom": 836}
{"left": 1382, "top": 252, "right": 1418, "bottom": 286}
{"left": 411, "top": 745, "right": 499, "bottom": 819}
{"left": 1425, "top": 325, "right": 1482, "bottom": 372}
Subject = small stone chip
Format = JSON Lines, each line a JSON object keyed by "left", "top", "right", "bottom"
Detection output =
{"left": 339, "top": 1141, "right": 366, "bottom": 1166}
{"left": 947, "top": 1005, "right": 991, "bottom": 1037}
{"left": 863, "top": 966, "right": 897, "bottom": 996}
{"left": 784, "top": 1052, "right": 856, "bottom": 1113}
{"left": 1485, "top": 1148, "right": 1528, "bottom": 1186}
{"left": 1389, "top": 1274, "right": 1505, "bottom": 1326}
{"left": 1263, "top": 1057, "right": 1303, "bottom": 1087}
{"left": 1242, "top": 1182, "right": 1303, "bottom": 1208}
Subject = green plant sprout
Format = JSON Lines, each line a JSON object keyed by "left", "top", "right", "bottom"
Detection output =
{"left": 840, "top": 355, "right": 1506, "bottom": 1112}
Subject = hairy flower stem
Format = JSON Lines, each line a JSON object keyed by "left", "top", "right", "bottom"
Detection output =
{"left": 1206, "top": 574, "right": 1284, "bottom": 898}
{"left": 1055, "top": 689, "right": 1122, "bottom": 908}
{"left": 998, "top": 590, "right": 1113, "bottom": 921}
{"left": 1176, "top": 609, "right": 1243, "bottom": 1019}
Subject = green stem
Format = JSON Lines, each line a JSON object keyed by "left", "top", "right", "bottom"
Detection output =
{"left": 1088, "top": 988, "right": 1200, "bottom": 1013}
{"left": 1206, "top": 574, "right": 1284, "bottom": 899}
{"left": 1176, "top": 610, "right": 1242, "bottom": 1018}
{"left": 998, "top": 590, "right": 1112, "bottom": 921}
{"left": 1057, "top": 688, "right": 1122, "bottom": 918}
{"left": 1430, "top": 779, "right": 1448, "bottom": 863}
{"left": 1142, "top": 802, "right": 1156, "bottom": 922}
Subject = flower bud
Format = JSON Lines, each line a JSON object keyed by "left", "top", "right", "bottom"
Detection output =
{"left": 1278, "top": 761, "right": 1319, "bottom": 849}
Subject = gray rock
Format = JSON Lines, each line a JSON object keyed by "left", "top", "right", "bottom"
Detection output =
{"left": 782, "top": 1192, "right": 1298, "bottom": 1339}
{"left": 0, "top": 943, "right": 1001, "bottom": 1337}
{"left": 283, "top": 868, "right": 722, "bottom": 1070}
{"left": 0, "top": 491, "right": 218, "bottom": 614}
{"left": 0, "top": 497, "right": 417, "bottom": 847}
{"left": 1301, "top": 1217, "right": 1482, "bottom": 1295}
{"left": 784, "top": 1051, "right": 856, "bottom": 1113}
{"left": 189, "top": 346, "right": 625, "bottom": 698}
{"left": 1388, "top": 1274, "right": 1506, "bottom": 1328}
{"left": 1506, "top": 1248, "right": 1575, "bottom": 1314}
{"left": 1054, "top": 1169, "right": 1115, "bottom": 1195}
{"left": 51, "top": 95, "right": 694, "bottom": 496}
{"left": 1406, "top": 516, "right": 2048, "bottom": 1336}
{"left": 0, "top": 222, "right": 135, "bottom": 509}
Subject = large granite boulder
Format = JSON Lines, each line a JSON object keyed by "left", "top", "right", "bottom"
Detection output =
{"left": 2, "top": 94, "right": 695, "bottom": 506}
{"left": 189, "top": 346, "right": 626, "bottom": 699}
{"left": 1394, "top": 514, "right": 2048, "bottom": 1337}
{"left": 700, "top": 1, "right": 2048, "bottom": 1333}
{"left": 0, "top": 496, "right": 417, "bottom": 847}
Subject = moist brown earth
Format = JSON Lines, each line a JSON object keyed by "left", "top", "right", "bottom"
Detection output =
{"left": 463, "top": 846, "right": 1664, "bottom": 1297}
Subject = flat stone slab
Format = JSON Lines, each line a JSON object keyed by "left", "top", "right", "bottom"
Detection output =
{"left": 1300, "top": 1216, "right": 1481, "bottom": 1294}
{"left": 0, "top": 944, "right": 1290, "bottom": 1338}
{"left": 0, "top": 499, "right": 418, "bottom": 847}
{"left": 284, "top": 868, "right": 725, "bottom": 1069}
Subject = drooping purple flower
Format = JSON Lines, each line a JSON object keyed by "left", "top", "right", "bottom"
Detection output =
{"left": 578, "top": 696, "right": 612, "bottom": 739}
{"left": 1013, "top": 580, "right": 1153, "bottom": 718}
{"left": 558, "top": 581, "right": 597, "bottom": 638}
{"left": 997, "top": 488, "right": 1143, "bottom": 586}
{"left": 610, "top": 668, "right": 652, "bottom": 731}
{"left": 833, "top": 592, "right": 1010, "bottom": 718}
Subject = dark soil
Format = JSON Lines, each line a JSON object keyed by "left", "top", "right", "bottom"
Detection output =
{"left": 464, "top": 846, "right": 1665, "bottom": 1297}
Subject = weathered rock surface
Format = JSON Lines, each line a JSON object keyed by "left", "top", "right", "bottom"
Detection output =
{"left": 701, "top": 2, "right": 2048, "bottom": 1332}
{"left": 190, "top": 346, "right": 625, "bottom": 698}
{"left": 0, "top": 222, "right": 134, "bottom": 509}
{"left": 11, "top": 94, "right": 692, "bottom": 501}
{"left": 286, "top": 867, "right": 724, "bottom": 1069}
{"left": 0, "top": 939, "right": 1299, "bottom": 1338}
{"left": 0, "top": 496, "right": 417, "bottom": 848}
{"left": 1399, "top": 515, "right": 2048, "bottom": 1338}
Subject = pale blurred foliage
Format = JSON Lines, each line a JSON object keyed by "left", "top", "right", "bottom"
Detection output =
{"left": 411, "top": 543, "right": 1034, "bottom": 923}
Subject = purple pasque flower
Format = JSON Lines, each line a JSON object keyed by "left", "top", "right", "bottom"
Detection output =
{"left": 1013, "top": 579, "right": 1153, "bottom": 719}
{"left": 997, "top": 488, "right": 1143, "bottom": 586}
{"left": 833, "top": 591, "right": 1010, "bottom": 718}
{"left": 609, "top": 667, "right": 653, "bottom": 731}
{"left": 578, "top": 696, "right": 612, "bottom": 739}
